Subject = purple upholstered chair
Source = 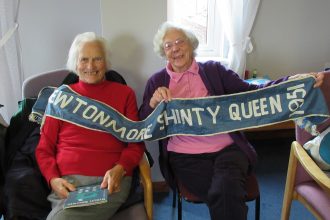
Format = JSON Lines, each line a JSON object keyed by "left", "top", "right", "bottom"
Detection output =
{"left": 281, "top": 72, "right": 330, "bottom": 220}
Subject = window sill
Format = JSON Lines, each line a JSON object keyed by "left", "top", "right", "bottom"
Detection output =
{"left": 196, "top": 56, "right": 229, "bottom": 67}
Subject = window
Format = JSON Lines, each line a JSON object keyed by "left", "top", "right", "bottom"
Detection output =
{"left": 167, "top": 0, "right": 228, "bottom": 62}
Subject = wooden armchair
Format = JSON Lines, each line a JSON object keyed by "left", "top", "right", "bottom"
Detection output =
{"left": 112, "top": 152, "right": 153, "bottom": 220}
{"left": 281, "top": 141, "right": 330, "bottom": 220}
{"left": 281, "top": 71, "right": 330, "bottom": 220}
{"left": 139, "top": 153, "right": 153, "bottom": 220}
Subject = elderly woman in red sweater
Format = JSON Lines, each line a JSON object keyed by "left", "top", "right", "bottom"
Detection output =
{"left": 36, "top": 32, "right": 144, "bottom": 220}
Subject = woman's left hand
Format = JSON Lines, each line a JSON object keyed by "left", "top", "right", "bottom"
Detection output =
{"left": 289, "top": 72, "right": 325, "bottom": 88}
{"left": 312, "top": 72, "right": 325, "bottom": 88}
{"left": 101, "top": 164, "right": 126, "bottom": 194}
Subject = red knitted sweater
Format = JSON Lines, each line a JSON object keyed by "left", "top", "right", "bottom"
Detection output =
{"left": 36, "top": 80, "right": 145, "bottom": 184}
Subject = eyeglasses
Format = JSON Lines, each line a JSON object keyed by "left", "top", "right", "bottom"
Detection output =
{"left": 163, "top": 38, "right": 186, "bottom": 51}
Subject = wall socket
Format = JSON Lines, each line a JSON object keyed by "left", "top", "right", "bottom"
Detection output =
{"left": 325, "top": 62, "right": 330, "bottom": 71}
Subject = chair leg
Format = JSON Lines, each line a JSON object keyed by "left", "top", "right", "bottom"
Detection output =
{"left": 178, "top": 192, "right": 182, "bottom": 220}
{"left": 281, "top": 144, "right": 298, "bottom": 220}
{"left": 172, "top": 187, "right": 177, "bottom": 208}
{"left": 255, "top": 195, "right": 260, "bottom": 220}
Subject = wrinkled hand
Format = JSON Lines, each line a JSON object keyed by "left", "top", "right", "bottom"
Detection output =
{"left": 101, "top": 164, "right": 126, "bottom": 194}
{"left": 289, "top": 72, "right": 324, "bottom": 88}
{"left": 50, "top": 177, "right": 76, "bottom": 199}
{"left": 149, "top": 87, "right": 172, "bottom": 108}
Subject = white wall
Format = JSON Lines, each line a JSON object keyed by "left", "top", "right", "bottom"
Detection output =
{"left": 18, "top": 0, "right": 330, "bottom": 182}
{"left": 100, "top": 0, "right": 167, "bottom": 181}
{"left": 247, "top": 0, "right": 330, "bottom": 79}
{"left": 18, "top": 0, "right": 102, "bottom": 79}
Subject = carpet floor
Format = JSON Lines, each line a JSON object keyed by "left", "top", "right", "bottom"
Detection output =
{"left": 152, "top": 138, "right": 316, "bottom": 220}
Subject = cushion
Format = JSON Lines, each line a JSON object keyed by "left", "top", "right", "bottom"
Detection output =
{"left": 295, "top": 117, "right": 328, "bottom": 136}
{"left": 303, "top": 126, "right": 330, "bottom": 170}
{"left": 296, "top": 182, "right": 330, "bottom": 219}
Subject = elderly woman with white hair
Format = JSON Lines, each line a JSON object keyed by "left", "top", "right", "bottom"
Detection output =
{"left": 139, "top": 21, "right": 324, "bottom": 220}
{"left": 36, "top": 32, "right": 145, "bottom": 220}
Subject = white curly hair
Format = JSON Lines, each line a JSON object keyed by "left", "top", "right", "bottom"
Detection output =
{"left": 153, "top": 21, "right": 199, "bottom": 58}
{"left": 66, "top": 32, "right": 111, "bottom": 73}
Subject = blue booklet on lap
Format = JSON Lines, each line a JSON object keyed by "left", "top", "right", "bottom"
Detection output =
{"left": 64, "top": 184, "right": 108, "bottom": 209}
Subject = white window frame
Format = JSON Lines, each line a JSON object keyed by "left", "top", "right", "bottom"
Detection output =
{"left": 167, "top": 0, "right": 228, "bottom": 64}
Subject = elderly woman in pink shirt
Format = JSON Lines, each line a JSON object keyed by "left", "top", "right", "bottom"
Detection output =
{"left": 139, "top": 21, "right": 324, "bottom": 220}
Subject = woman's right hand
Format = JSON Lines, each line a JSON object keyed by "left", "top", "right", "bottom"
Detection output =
{"left": 50, "top": 177, "right": 76, "bottom": 199}
{"left": 149, "top": 87, "right": 172, "bottom": 108}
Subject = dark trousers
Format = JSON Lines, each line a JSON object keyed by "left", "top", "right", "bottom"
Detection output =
{"left": 169, "top": 144, "right": 249, "bottom": 220}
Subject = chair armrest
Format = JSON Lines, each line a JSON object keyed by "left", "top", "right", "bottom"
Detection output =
{"left": 22, "top": 69, "right": 70, "bottom": 98}
{"left": 139, "top": 153, "right": 153, "bottom": 220}
{"left": 293, "top": 141, "right": 330, "bottom": 195}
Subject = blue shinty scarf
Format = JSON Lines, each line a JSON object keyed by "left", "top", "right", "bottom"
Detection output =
{"left": 30, "top": 76, "right": 329, "bottom": 142}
